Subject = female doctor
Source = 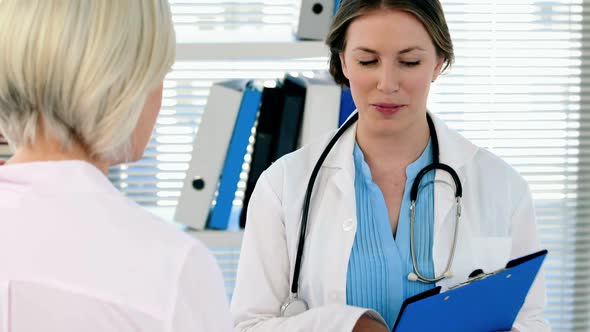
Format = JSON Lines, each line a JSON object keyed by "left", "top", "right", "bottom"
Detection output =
{"left": 231, "top": 0, "right": 549, "bottom": 331}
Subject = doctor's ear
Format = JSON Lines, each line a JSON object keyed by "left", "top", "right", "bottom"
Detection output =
{"left": 431, "top": 56, "right": 444, "bottom": 82}
{"left": 339, "top": 52, "right": 350, "bottom": 79}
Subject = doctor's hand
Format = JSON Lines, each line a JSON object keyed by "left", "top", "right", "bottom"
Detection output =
{"left": 352, "top": 314, "right": 389, "bottom": 332}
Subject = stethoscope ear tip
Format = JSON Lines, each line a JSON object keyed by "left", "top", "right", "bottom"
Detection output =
{"left": 407, "top": 273, "right": 418, "bottom": 282}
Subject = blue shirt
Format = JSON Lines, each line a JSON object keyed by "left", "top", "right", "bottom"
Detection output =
{"left": 346, "top": 140, "right": 436, "bottom": 329}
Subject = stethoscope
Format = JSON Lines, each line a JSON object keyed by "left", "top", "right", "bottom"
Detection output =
{"left": 280, "top": 112, "right": 463, "bottom": 317}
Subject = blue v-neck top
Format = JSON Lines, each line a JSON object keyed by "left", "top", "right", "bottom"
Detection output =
{"left": 346, "top": 140, "right": 436, "bottom": 329}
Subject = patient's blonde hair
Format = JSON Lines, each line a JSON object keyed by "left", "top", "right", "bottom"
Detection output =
{"left": 0, "top": 0, "right": 176, "bottom": 162}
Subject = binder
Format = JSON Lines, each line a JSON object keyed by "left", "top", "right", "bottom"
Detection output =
{"left": 208, "top": 82, "right": 262, "bottom": 230}
{"left": 338, "top": 87, "right": 356, "bottom": 126}
{"left": 273, "top": 75, "right": 306, "bottom": 161}
{"left": 393, "top": 250, "right": 548, "bottom": 332}
{"left": 239, "top": 82, "right": 286, "bottom": 228}
{"left": 296, "top": 0, "right": 335, "bottom": 41}
{"left": 174, "top": 80, "right": 247, "bottom": 229}
{"left": 298, "top": 72, "right": 341, "bottom": 148}
{"left": 240, "top": 74, "right": 312, "bottom": 228}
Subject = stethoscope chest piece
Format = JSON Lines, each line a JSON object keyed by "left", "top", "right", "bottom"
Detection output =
{"left": 280, "top": 295, "right": 309, "bottom": 317}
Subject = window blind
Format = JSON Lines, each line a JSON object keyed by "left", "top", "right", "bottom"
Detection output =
{"left": 431, "top": 2, "right": 584, "bottom": 330}
{"left": 108, "top": 1, "right": 586, "bottom": 330}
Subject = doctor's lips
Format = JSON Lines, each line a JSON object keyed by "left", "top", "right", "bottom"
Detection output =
{"left": 371, "top": 103, "right": 407, "bottom": 115}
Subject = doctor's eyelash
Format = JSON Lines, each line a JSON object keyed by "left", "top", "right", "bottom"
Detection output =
{"left": 402, "top": 60, "right": 421, "bottom": 67}
{"left": 358, "top": 60, "right": 378, "bottom": 66}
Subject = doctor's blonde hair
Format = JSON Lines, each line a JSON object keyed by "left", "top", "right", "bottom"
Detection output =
{"left": 0, "top": 0, "right": 176, "bottom": 162}
{"left": 327, "top": 0, "right": 454, "bottom": 87}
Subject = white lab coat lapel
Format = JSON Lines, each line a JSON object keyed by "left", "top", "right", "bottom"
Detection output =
{"left": 300, "top": 122, "right": 357, "bottom": 307}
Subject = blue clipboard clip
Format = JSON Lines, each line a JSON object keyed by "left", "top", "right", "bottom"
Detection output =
{"left": 449, "top": 250, "right": 548, "bottom": 291}
{"left": 393, "top": 249, "right": 548, "bottom": 332}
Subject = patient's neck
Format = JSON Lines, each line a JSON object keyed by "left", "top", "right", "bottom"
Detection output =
{"left": 5, "top": 127, "right": 109, "bottom": 175}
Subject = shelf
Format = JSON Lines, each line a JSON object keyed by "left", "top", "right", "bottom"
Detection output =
{"left": 175, "top": 30, "right": 328, "bottom": 61}
{"left": 145, "top": 206, "right": 243, "bottom": 248}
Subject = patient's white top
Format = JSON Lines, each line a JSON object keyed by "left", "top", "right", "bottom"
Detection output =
{"left": 0, "top": 160, "right": 232, "bottom": 332}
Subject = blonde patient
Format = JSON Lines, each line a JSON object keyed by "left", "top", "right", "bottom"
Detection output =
{"left": 0, "top": 0, "right": 232, "bottom": 331}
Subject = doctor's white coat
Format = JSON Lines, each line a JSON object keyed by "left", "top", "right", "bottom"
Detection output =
{"left": 231, "top": 114, "right": 550, "bottom": 332}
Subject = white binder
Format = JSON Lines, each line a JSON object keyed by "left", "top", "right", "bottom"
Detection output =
{"left": 296, "top": 0, "right": 335, "bottom": 41}
{"left": 175, "top": 80, "right": 246, "bottom": 229}
{"left": 298, "top": 73, "right": 341, "bottom": 147}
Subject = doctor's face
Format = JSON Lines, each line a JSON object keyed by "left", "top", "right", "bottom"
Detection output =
{"left": 339, "top": 9, "right": 443, "bottom": 136}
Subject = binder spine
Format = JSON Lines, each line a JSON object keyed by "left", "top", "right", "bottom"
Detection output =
{"left": 208, "top": 85, "right": 262, "bottom": 230}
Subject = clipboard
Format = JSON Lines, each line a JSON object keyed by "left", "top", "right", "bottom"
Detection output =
{"left": 392, "top": 249, "right": 548, "bottom": 332}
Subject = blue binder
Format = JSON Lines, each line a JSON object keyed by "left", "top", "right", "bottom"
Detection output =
{"left": 393, "top": 250, "right": 548, "bottom": 332}
{"left": 338, "top": 88, "right": 356, "bottom": 126}
{"left": 208, "top": 82, "right": 262, "bottom": 230}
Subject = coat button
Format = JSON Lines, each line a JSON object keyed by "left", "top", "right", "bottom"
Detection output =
{"left": 342, "top": 218, "right": 355, "bottom": 232}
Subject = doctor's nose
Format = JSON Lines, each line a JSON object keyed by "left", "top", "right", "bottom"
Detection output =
{"left": 377, "top": 67, "right": 400, "bottom": 94}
